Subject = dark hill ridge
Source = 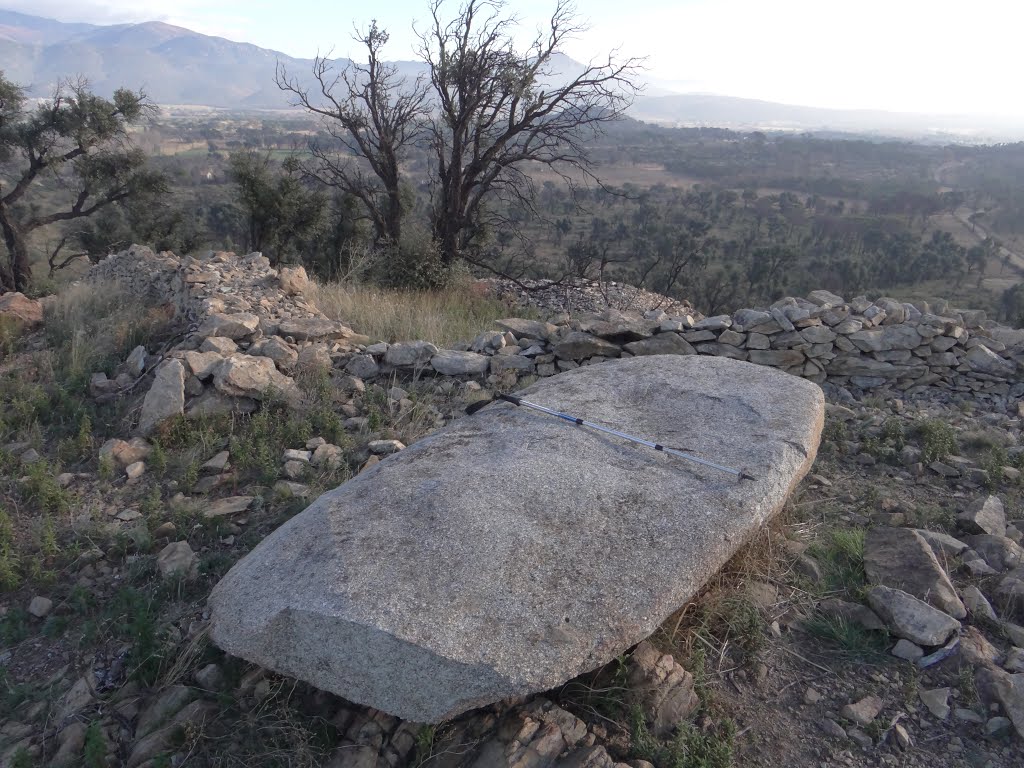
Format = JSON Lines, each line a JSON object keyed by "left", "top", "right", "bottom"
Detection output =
{"left": 0, "top": 11, "right": 316, "bottom": 107}
{"left": 1, "top": 9, "right": 1022, "bottom": 138}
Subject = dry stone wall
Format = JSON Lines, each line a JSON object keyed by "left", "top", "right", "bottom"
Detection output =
{"left": 82, "top": 247, "right": 1024, "bottom": 434}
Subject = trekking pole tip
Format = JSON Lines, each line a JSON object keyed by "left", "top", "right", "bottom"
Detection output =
{"left": 739, "top": 470, "right": 756, "bottom": 481}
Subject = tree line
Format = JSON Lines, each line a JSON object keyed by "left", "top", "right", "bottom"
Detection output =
{"left": 2, "top": 0, "right": 1023, "bottom": 323}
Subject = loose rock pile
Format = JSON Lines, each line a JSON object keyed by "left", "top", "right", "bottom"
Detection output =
{"left": 825, "top": 496, "right": 1024, "bottom": 740}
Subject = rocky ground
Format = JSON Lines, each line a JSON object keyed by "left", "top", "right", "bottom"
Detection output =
{"left": 0, "top": 263, "right": 1022, "bottom": 767}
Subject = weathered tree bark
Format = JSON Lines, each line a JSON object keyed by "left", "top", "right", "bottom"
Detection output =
{"left": 0, "top": 206, "right": 30, "bottom": 292}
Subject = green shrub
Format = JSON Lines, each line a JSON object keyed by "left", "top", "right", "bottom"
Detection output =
{"left": 376, "top": 229, "right": 451, "bottom": 290}
{"left": 915, "top": 418, "right": 958, "bottom": 463}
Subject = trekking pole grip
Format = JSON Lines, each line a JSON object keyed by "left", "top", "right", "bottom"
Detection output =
{"left": 497, "top": 393, "right": 522, "bottom": 406}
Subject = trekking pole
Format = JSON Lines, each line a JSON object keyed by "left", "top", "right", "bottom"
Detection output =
{"left": 471, "top": 392, "right": 755, "bottom": 481}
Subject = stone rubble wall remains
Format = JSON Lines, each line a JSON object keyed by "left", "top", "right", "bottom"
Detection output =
{"left": 76, "top": 247, "right": 1024, "bottom": 432}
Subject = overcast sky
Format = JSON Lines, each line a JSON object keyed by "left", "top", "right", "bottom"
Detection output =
{"left": 5, "top": 0, "right": 1021, "bottom": 117}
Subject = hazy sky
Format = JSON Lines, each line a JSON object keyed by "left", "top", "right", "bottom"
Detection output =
{"left": 5, "top": 0, "right": 1022, "bottom": 116}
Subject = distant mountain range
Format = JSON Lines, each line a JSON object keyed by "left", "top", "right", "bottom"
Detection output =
{"left": 2, "top": 9, "right": 1021, "bottom": 140}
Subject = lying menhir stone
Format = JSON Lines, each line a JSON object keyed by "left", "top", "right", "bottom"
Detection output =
{"left": 209, "top": 355, "right": 823, "bottom": 722}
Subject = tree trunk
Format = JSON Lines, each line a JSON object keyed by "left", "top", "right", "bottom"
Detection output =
{"left": 0, "top": 206, "right": 31, "bottom": 292}
{"left": 385, "top": 188, "right": 402, "bottom": 246}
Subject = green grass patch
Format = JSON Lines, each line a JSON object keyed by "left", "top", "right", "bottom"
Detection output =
{"left": 807, "top": 528, "right": 866, "bottom": 597}
{"left": 630, "top": 705, "right": 735, "bottom": 768}
{"left": 804, "top": 615, "right": 889, "bottom": 660}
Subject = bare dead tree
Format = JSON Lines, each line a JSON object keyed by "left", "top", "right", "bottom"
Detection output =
{"left": 416, "top": 0, "right": 643, "bottom": 267}
{"left": 276, "top": 22, "right": 430, "bottom": 247}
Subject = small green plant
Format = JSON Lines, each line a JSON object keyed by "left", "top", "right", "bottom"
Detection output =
{"left": 821, "top": 419, "right": 847, "bottom": 449}
{"left": 0, "top": 608, "right": 31, "bottom": 645}
{"left": 0, "top": 507, "right": 20, "bottom": 591}
{"left": 981, "top": 446, "right": 1008, "bottom": 490}
{"left": 0, "top": 669, "right": 35, "bottom": 720}
{"left": 107, "top": 587, "right": 165, "bottom": 685}
{"left": 22, "top": 460, "right": 72, "bottom": 515}
{"left": 881, "top": 418, "right": 906, "bottom": 450}
{"left": 77, "top": 414, "right": 94, "bottom": 452}
{"left": 414, "top": 725, "right": 437, "bottom": 766}
{"left": 38, "top": 515, "right": 60, "bottom": 558}
{"left": 915, "top": 418, "right": 958, "bottom": 464}
{"left": 83, "top": 720, "right": 107, "bottom": 768}
{"left": 140, "top": 486, "right": 163, "bottom": 519}
{"left": 958, "top": 665, "right": 978, "bottom": 706}
{"left": 149, "top": 440, "right": 168, "bottom": 476}
{"left": 181, "top": 459, "right": 200, "bottom": 492}
{"left": 98, "top": 453, "right": 116, "bottom": 481}
{"left": 8, "top": 747, "right": 32, "bottom": 768}
{"left": 0, "top": 316, "right": 20, "bottom": 361}
{"left": 630, "top": 705, "right": 735, "bottom": 768}
{"left": 906, "top": 503, "right": 956, "bottom": 531}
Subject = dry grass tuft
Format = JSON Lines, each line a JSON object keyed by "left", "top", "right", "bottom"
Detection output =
{"left": 653, "top": 519, "right": 793, "bottom": 670}
{"left": 44, "top": 281, "right": 179, "bottom": 385}
{"left": 309, "top": 278, "right": 531, "bottom": 347}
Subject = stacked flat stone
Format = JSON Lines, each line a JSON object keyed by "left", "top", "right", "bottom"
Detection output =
{"left": 356, "top": 293, "right": 1023, "bottom": 402}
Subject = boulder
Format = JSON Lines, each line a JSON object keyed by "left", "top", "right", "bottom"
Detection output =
{"left": 863, "top": 527, "right": 966, "bottom": 619}
{"left": 0, "top": 291, "right": 43, "bottom": 326}
{"left": 345, "top": 354, "right": 380, "bottom": 379}
{"left": 867, "top": 586, "right": 960, "bottom": 646}
{"left": 959, "top": 496, "right": 1007, "bottom": 537}
{"left": 965, "top": 344, "right": 1015, "bottom": 376}
{"left": 964, "top": 535, "right": 1024, "bottom": 572}
{"left": 200, "top": 336, "right": 238, "bottom": 355}
{"left": 848, "top": 325, "right": 922, "bottom": 352}
{"left": 807, "top": 290, "right": 845, "bottom": 308}
{"left": 495, "top": 318, "right": 557, "bottom": 341}
{"left": 297, "top": 344, "right": 333, "bottom": 372}
{"left": 978, "top": 668, "right": 1024, "bottom": 739}
{"left": 138, "top": 359, "right": 186, "bottom": 436}
{"left": 185, "top": 391, "right": 258, "bottom": 418}
{"left": 180, "top": 350, "right": 224, "bottom": 380}
{"left": 627, "top": 641, "right": 699, "bottom": 737}
{"left": 157, "top": 541, "right": 198, "bottom": 579}
{"left": 196, "top": 312, "right": 260, "bottom": 340}
{"left": 209, "top": 355, "right": 823, "bottom": 722}
{"left": 99, "top": 437, "right": 152, "bottom": 467}
{"left": 622, "top": 334, "right": 695, "bottom": 357}
{"left": 278, "top": 317, "right": 353, "bottom": 342}
{"left": 279, "top": 265, "right": 309, "bottom": 295}
{"left": 552, "top": 332, "right": 622, "bottom": 360}
{"left": 747, "top": 349, "right": 805, "bottom": 367}
{"left": 385, "top": 341, "right": 439, "bottom": 367}
{"left": 213, "top": 356, "right": 300, "bottom": 404}
{"left": 431, "top": 350, "right": 490, "bottom": 376}
{"left": 125, "top": 345, "right": 148, "bottom": 377}
{"left": 249, "top": 337, "right": 298, "bottom": 368}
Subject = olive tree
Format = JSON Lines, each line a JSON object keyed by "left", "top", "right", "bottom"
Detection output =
{"left": 0, "top": 73, "right": 164, "bottom": 291}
